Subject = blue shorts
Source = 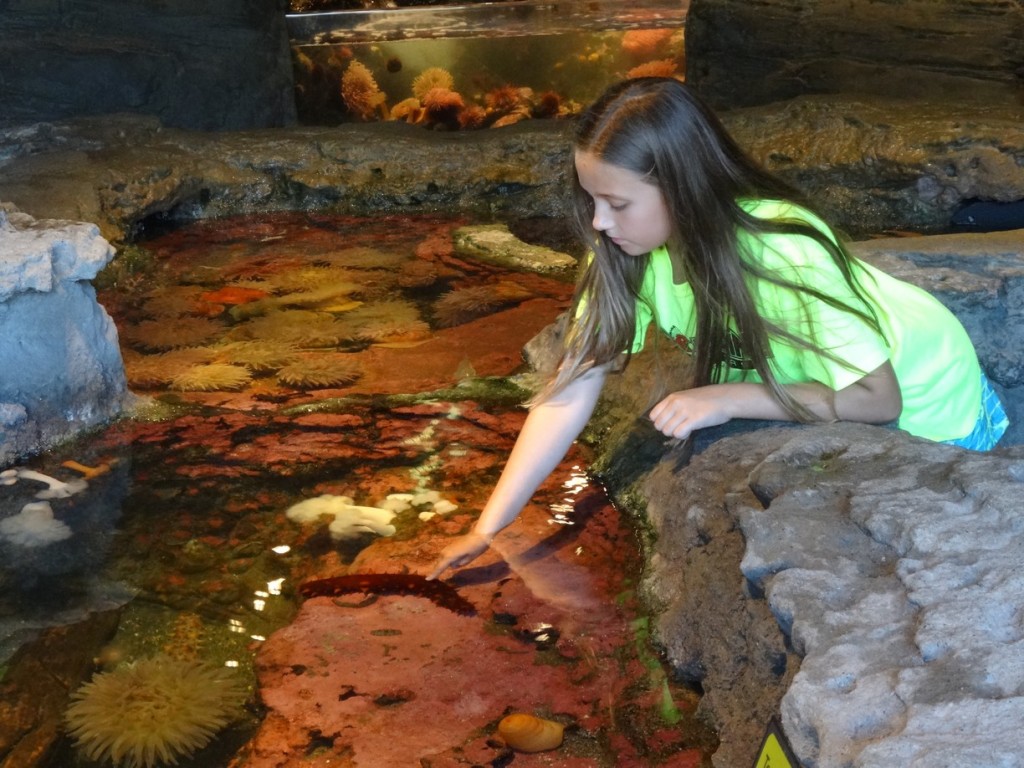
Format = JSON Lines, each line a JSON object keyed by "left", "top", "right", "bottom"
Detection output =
{"left": 943, "top": 374, "right": 1010, "bottom": 451}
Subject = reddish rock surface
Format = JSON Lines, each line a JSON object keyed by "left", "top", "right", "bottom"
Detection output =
{"left": 242, "top": 451, "right": 711, "bottom": 767}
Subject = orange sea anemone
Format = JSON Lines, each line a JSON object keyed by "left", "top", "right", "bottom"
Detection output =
{"left": 626, "top": 59, "right": 680, "bottom": 79}
{"left": 532, "top": 90, "right": 562, "bottom": 119}
{"left": 484, "top": 84, "right": 523, "bottom": 114}
{"left": 458, "top": 104, "right": 487, "bottom": 130}
{"left": 411, "top": 66, "right": 455, "bottom": 100}
{"left": 421, "top": 87, "right": 465, "bottom": 128}
{"left": 341, "top": 60, "right": 387, "bottom": 121}
{"left": 621, "top": 28, "right": 675, "bottom": 57}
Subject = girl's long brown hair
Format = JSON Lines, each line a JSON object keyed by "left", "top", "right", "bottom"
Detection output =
{"left": 536, "top": 77, "right": 882, "bottom": 421}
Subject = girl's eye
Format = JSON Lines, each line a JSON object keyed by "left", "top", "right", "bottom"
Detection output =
{"left": 610, "top": 202, "right": 628, "bottom": 211}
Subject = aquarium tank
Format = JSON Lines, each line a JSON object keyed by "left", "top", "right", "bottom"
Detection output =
{"left": 287, "top": 0, "right": 688, "bottom": 129}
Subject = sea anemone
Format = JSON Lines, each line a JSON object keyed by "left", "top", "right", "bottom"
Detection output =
{"left": 229, "top": 282, "right": 362, "bottom": 321}
{"left": 621, "top": 28, "right": 675, "bottom": 57}
{"left": 214, "top": 340, "right": 300, "bottom": 373}
{"left": 341, "top": 60, "right": 387, "bottom": 120}
{"left": 458, "top": 105, "right": 488, "bottom": 130}
{"left": 261, "top": 265, "right": 360, "bottom": 294}
{"left": 121, "top": 317, "right": 224, "bottom": 352}
{"left": 484, "top": 84, "right": 524, "bottom": 114}
{"left": 396, "top": 259, "right": 440, "bottom": 289}
{"left": 170, "top": 363, "right": 253, "bottom": 392}
{"left": 124, "top": 347, "right": 220, "bottom": 388}
{"left": 276, "top": 353, "right": 363, "bottom": 389}
{"left": 65, "top": 655, "right": 244, "bottom": 768}
{"left": 626, "top": 59, "right": 679, "bottom": 79}
{"left": 421, "top": 87, "right": 465, "bottom": 128}
{"left": 432, "top": 282, "right": 533, "bottom": 327}
{"left": 140, "top": 286, "right": 209, "bottom": 319}
{"left": 411, "top": 66, "right": 454, "bottom": 100}
{"left": 337, "top": 299, "right": 424, "bottom": 341}
{"left": 231, "top": 310, "right": 347, "bottom": 348}
{"left": 532, "top": 91, "right": 562, "bottom": 119}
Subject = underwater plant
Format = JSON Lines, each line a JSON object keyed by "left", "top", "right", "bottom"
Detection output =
{"left": 65, "top": 655, "right": 245, "bottom": 768}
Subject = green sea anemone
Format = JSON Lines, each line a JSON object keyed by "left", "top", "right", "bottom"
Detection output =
{"left": 65, "top": 655, "right": 244, "bottom": 768}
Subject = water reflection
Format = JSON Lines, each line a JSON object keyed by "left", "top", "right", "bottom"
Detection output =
{"left": 0, "top": 212, "right": 716, "bottom": 767}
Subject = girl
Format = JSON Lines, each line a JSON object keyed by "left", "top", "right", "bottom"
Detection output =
{"left": 428, "top": 77, "right": 1008, "bottom": 579}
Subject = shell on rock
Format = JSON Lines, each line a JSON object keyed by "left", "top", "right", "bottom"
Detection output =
{"left": 496, "top": 713, "right": 564, "bottom": 753}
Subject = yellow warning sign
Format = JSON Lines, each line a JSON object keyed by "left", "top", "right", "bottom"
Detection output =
{"left": 753, "top": 719, "right": 798, "bottom": 768}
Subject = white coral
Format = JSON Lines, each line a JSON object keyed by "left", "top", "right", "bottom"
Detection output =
{"left": 0, "top": 501, "right": 72, "bottom": 547}
{"left": 286, "top": 494, "right": 396, "bottom": 541}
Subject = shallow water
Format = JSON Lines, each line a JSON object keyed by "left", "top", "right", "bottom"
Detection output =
{"left": 0, "top": 212, "right": 715, "bottom": 767}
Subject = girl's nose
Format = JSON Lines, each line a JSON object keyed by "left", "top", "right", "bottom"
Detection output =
{"left": 592, "top": 205, "right": 611, "bottom": 232}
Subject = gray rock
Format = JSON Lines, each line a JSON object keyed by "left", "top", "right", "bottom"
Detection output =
{"left": 581, "top": 343, "right": 1024, "bottom": 768}
{"left": 452, "top": 223, "right": 577, "bottom": 273}
{"left": 1, "top": 96, "right": 1022, "bottom": 245}
{"left": 687, "top": 0, "right": 1022, "bottom": 110}
{"left": 0, "top": 0, "right": 295, "bottom": 131}
{"left": 0, "top": 206, "right": 131, "bottom": 464}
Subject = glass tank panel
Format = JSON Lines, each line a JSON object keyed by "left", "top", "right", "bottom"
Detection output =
{"left": 287, "top": 0, "right": 688, "bottom": 129}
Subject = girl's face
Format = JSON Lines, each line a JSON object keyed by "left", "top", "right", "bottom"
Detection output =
{"left": 574, "top": 150, "right": 672, "bottom": 256}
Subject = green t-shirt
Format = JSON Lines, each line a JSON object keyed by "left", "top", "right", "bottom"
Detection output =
{"left": 633, "top": 200, "right": 981, "bottom": 442}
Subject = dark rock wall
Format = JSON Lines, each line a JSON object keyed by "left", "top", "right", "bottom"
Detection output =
{"left": 686, "top": 0, "right": 1024, "bottom": 111}
{"left": 0, "top": 0, "right": 297, "bottom": 131}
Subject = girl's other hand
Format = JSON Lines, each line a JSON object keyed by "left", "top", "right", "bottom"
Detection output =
{"left": 649, "top": 387, "right": 734, "bottom": 440}
{"left": 426, "top": 531, "right": 493, "bottom": 580}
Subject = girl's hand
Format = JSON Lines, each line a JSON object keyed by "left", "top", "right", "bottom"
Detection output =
{"left": 426, "top": 531, "right": 493, "bottom": 580}
{"left": 649, "top": 387, "right": 735, "bottom": 440}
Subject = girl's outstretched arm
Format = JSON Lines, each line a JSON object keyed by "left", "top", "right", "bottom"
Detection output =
{"left": 427, "top": 365, "right": 609, "bottom": 579}
{"left": 650, "top": 360, "right": 902, "bottom": 440}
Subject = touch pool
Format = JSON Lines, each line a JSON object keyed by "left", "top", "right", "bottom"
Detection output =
{"left": 0, "top": 212, "right": 716, "bottom": 767}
